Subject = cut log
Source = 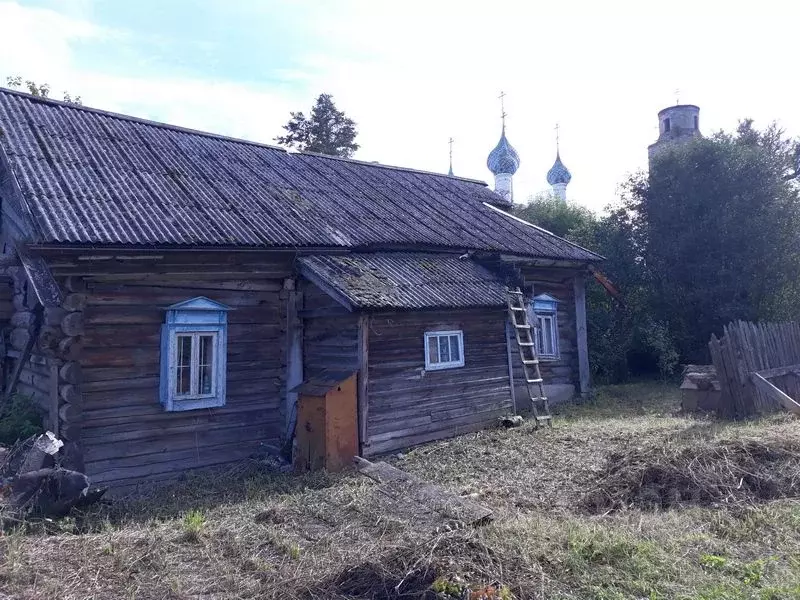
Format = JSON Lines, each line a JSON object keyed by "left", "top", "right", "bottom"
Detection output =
{"left": 59, "top": 402, "right": 83, "bottom": 422}
{"left": 44, "top": 307, "right": 66, "bottom": 326}
{"left": 59, "top": 383, "right": 81, "bottom": 405}
{"left": 354, "top": 456, "right": 493, "bottom": 526}
{"left": 11, "top": 311, "right": 35, "bottom": 329}
{"left": 62, "top": 293, "right": 87, "bottom": 311}
{"left": 12, "top": 292, "right": 26, "bottom": 311}
{"left": 61, "top": 312, "right": 84, "bottom": 337}
{"left": 9, "top": 328, "right": 30, "bottom": 351}
{"left": 59, "top": 361, "right": 81, "bottom": 384}
{"left": 18, "top": 432, "right": 63, "bottom": 474}
{"left": 6, "top": 266, "right": 27, "bottom": 291}
{"left": 59, "top": 422, "right": 82, "bottom": 441}
{"left": 9, "top": 468, "right": 90, "bottom": 518}
{"left": 63, "top": 276, "right": 87, "bottom": 293}
{"left": 58, "top": 336, "right": 83, "bottom": 361}
{"left": 38, "top": 326, "right": 63, "bottom": 354}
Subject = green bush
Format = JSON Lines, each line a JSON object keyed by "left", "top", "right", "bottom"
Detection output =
{"left": 0, "top": 393, "right": 43, "bottom": 446}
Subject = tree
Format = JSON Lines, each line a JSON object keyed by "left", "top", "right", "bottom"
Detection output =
{"left": 625, "top": 121, "right": 800, "bottom": 363}
{"left": 5, "top": 75, "right": 82, "bottom": 105}
{"left": 275, "top": 93, "right": 359, "bottom": 158}
{"left": 514, "top": 193, "right": 597, "bottom": 241}
{"left": 512, "top": 194, "right": 649, "bottom": 381}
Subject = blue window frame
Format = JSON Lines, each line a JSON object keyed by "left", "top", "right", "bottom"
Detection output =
{"left": 530, "top": 294, "right": 560, "bottom": 360}
{"left": 160, "top": 297, "right": 230, "bottom": 411}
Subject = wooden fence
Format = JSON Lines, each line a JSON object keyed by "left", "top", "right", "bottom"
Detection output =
{"left": 709, "top": 320, "right": 800, "bottom": 419}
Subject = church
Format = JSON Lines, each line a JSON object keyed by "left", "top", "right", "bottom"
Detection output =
{"left": 453, "top": 97, "right": 574, "bottom": 203}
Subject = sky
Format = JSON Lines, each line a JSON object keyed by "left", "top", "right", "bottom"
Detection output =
{"left": 1, "top": 0, "right": 798, "bottom": 212}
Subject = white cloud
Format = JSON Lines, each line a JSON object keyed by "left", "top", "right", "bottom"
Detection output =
{"left": 0, "top": 1, "right": 298, "bottom": 147}
{"left": 1, "top": 0, "right": 799, "bottom": 213}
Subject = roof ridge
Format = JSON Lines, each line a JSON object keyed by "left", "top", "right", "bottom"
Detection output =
{"left": 0, "top": 87, "right": 489, "bottom": 185}
{"left": 481, "top": 202, "right": 605, "bottom": 260}
{"left": 0, "top": 86, "right": 289, "bottom": 153}
{"left": 297, "top": 150, "right": 488, "bottom": 185}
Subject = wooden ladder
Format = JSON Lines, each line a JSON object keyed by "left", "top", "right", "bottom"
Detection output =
{"left": 506, "top": 288, "right": 552, "bottom": 428}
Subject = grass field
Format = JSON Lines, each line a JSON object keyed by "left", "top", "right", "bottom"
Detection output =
{"left": 3, "top": 382, "right": 800, "bottom": 599}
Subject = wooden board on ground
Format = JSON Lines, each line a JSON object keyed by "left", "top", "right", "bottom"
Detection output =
{"left": 353, "top": 456, "right": 493, "bottom": 526}
{"left": 752, "top": 372, "right": 800, "bottom": 416}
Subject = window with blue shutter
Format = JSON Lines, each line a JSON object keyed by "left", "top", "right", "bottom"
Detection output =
{"left": 531, "top": 294, "right": 560, "bottom": 360}
{"left": 160, "top": 297, "right": 229, "bottom": 411}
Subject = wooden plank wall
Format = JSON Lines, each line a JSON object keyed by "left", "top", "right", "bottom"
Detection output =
{"left": 364, "top": 308, "right": 512, "bottom": 456}
{"left": 301, "top": 282, "right": 359, "bottom": 375}
{"left": 42, "top": 251, "right": 294, "bottom": 492}
{"left": 510, "top": 267, "right": 580, "bottom": 410}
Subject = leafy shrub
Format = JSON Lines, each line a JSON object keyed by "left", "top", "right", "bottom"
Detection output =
{"left": 0, "top": 393, "right": 43, "bottom": 446}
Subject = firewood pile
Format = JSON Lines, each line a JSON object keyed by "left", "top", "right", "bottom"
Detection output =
{"left": 0, "top": 431, "right": 106, "bottom": 520}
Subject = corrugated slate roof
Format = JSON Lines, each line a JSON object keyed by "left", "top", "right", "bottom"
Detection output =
{"left": 0, "top": 88, "right": 601, "bottom": 262}
{"left": 299, "top": 253, "right": 517, "bottom": 310}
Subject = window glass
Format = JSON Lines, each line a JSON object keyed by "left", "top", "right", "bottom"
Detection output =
{"left": 542, "top": 316, "right": 554, "bottom": 355}
{"left": 449, "top": 335, "right": 461, "bottom": 362}
{"left": 176, "top": 335, "right": 192, "bottom": 396}
{"left": 428, "top": 337, "right": 440, "bottom": 364}
{"left": 199, "top": 334, "right": 215, "bottom": 395}
{"left": 439, "top": 335, "right": 451, "bottom": 362}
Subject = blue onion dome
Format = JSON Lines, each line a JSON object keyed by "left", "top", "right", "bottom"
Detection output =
{"left": 486, "top": 128, "right": 521, "bottom": 175}
{"left": 546, "top": 152, "right": 572, "bottom": 185}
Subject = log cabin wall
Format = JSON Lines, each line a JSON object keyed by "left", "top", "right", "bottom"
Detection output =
{"left": 0, "top": 275, "right": 13, "bottom": 324}
{"left": 39, "top": 251, "right": 294, "bottom": 492}
{"left": 508, "top": 267, "right": 581, "bottom": 410}
{"left": 301, "top": 281, "right": 359, "bottom": 375}
{"left": 363, "top": 308, "right": 512, "bottom": 456}
{"left": 3, "top": 267, "right": 58, "bottom": 434}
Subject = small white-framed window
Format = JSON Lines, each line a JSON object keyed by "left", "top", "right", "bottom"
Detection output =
{"left": 424, "top": 330, "right": 465, "bottom": 370}
{"left": 160, "top": 297, "right": 230, "bottom": 412}
{"left": 531, "top": 294, "right": 560, "bottom": 360}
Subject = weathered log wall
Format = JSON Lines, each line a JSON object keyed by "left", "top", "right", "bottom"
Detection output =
{"left": 38, "top": 251, "right": 294, "bottom": 492}
{"left": 508, "top": 267, "right": 580, "bottom": 409}
{"left": 0, "top": 275, "right": 12, "bottom": 325}
{"left": 301, "top": 281, "right": 359, "bottom": 375}
{"left": 363, "top": 308, "right": 512, "bottom": 456}
{"left": 3, "top": 267, "right": 56, "bottom": 434}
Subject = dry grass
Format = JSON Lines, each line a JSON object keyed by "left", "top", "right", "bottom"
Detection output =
{"left": 3, "top": 382, "right": 800, "bottom": 599}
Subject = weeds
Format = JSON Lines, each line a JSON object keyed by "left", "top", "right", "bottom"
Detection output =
{"left": 181, "top": 509, "right": 206, "bottom": 542}
{"left": 2, "top": 383, "right": 800, "bottom": 599}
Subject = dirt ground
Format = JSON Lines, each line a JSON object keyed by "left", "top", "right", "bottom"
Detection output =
{"left": 3, "top": 382, "right": 800, "bottom": 599}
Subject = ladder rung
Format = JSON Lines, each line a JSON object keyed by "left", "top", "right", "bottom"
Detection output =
{"left": 531, "top": 397, "right": 548, "bottom": 402}
{"left": 526, "top": 378, "right": 543, "bottom": 384}
{"left": 515, "top": 324, "right": 531, "bottom": 330}
{"left": 507, "top": 290, "right": 524, "bottom": 296}
{"left": 521, "top": 359, "right": 539, "bottom": 365}
{"left": 510, "top": 306, "right": 526, "bottom": 311}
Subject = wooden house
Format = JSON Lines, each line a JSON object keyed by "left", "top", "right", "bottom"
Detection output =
{"left": 0, "top": 89, "right": 602, "bottom": 491}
